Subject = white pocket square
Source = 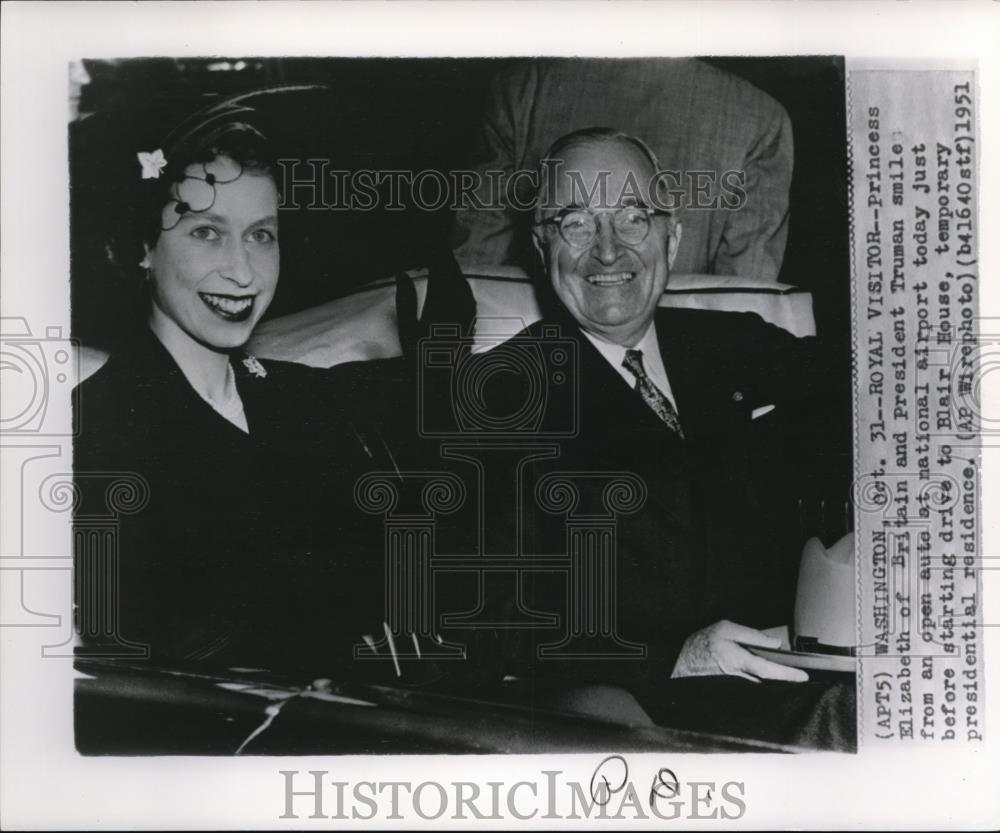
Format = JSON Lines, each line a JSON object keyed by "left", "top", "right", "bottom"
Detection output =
{"left": 751, "top": 404, "right": 776, "bottom": 420}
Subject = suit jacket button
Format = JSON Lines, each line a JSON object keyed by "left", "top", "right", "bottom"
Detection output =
{"left": 732, "top": 391, "right": 744, "bottom": 402}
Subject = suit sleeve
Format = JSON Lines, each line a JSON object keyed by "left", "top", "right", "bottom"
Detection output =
{"left": 713, "top": 98, "right": 793, "bottom": 283}
{"left": 747, "top": 314, "right": 854, "bottom": 544}
{"left": 452, "top": 62, "right": 537, "bottom": 268}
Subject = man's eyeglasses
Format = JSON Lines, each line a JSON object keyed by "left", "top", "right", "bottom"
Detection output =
{"left": 535, "top": 206, "right": 672, "bottom": 249}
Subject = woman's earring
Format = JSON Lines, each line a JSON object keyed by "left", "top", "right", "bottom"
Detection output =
{"left": 138, "top": 252, "right": 152, "bottom": 280}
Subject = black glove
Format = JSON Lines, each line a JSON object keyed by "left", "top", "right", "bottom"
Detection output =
{"left": 396, "top": 248, "right": 476, "bottom": 360}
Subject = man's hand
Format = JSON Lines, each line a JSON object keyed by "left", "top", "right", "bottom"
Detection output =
{"left": 671, "top": 620, "right": 808, "bottom": 683}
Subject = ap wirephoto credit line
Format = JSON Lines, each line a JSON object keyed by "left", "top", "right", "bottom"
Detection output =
{"left": 848, "top": 66, "right": 983, "bottom": 744}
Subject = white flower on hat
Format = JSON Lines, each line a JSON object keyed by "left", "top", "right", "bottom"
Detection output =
{"left": 137, "top": 148, "right": 167, "bottom": 180}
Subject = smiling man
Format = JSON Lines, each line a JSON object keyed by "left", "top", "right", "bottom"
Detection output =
{"left": 533, "top": 130, "right": 680, "bottom": 349}
{"left": 471, "top": 128, "right": 842, "bottom": 708}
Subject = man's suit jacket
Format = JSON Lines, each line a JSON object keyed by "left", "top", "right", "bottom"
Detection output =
{"left": 469, "top": 306, "right": 846, "bottom": 697}
{"left": 453, "top": 58, "right": 793, "bottom": 282}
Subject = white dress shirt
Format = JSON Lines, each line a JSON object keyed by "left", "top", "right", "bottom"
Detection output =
{"left": 581, "top": 323, "right": 679, "bottom": 414}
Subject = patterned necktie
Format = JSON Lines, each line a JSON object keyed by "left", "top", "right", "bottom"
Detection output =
{"left": 622, "top": 348, "right": 685, "bottom": 438}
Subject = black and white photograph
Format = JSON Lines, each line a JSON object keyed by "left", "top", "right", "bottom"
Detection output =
{"left": 1, "top": 2, "right": 997, "bottom": 829}
{"left": 68, "top": 54, "right": 856, "bottom": 755}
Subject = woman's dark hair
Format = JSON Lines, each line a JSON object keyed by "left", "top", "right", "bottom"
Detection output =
{"left": 140, "top": 118, "right": 278, "bottom": 248}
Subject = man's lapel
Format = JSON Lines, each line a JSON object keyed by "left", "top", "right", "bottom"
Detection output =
{"left": 570, "top": 321, "right": 700, "bottom": 538}
{"left": 656, "top": 309, "right": 750, "bottom": 444}
{"left": 573, "top": 326, "right": 678, "bottom": 439}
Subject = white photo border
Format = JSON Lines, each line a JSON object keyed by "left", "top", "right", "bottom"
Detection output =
{"left": 1, "top": 1, "right": 998, "bottom": 829}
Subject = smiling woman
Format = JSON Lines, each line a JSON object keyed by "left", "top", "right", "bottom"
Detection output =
{"left": 144, "top": 152, "right": 280, "bottom": 430}
{"left": 149, "top": 159, "right": 279, "bottom": 339}
{"left": 72, "top": 91, "right": 394, "bottom": 671}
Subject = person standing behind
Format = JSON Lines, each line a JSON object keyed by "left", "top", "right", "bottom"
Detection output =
{"left": 453, "top": 58, "right": 793, "bottom": 283}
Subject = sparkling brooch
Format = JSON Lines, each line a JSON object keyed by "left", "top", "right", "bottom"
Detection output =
{"left": 242, "top": 355, "right": 268, "bottom": 379}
